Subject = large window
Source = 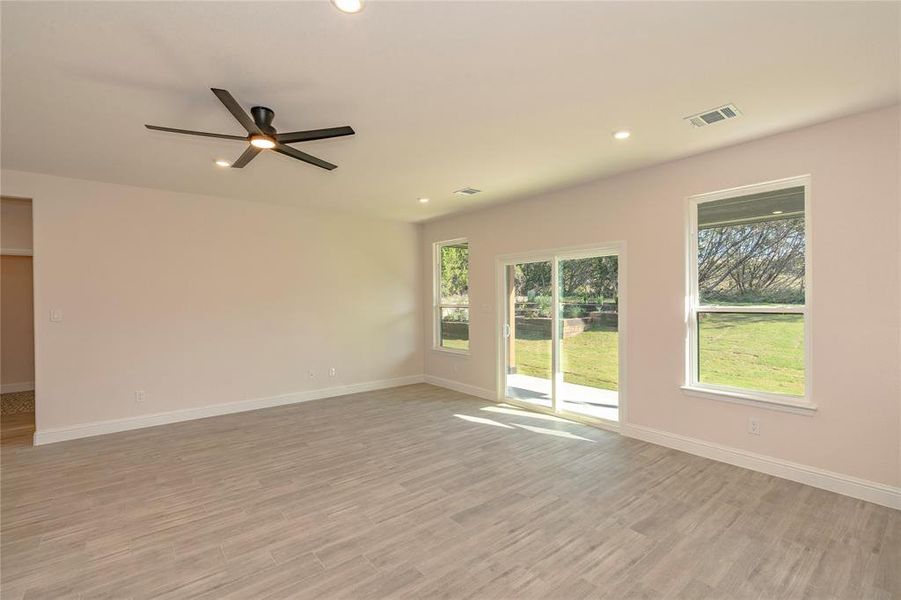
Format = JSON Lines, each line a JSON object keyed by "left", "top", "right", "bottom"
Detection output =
{"left": 435, "top": 239, "right": 469, "bottom": 352}
{"left": 687, "top": 177, "right": 810, "bottom": 407}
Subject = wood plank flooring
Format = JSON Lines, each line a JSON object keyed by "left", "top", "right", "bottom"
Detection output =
{"left": 1, "top": 391, "right": 35, "bottom": 447}
{"left": 1, "top": 383, "right": 898, "bottom": 599}
{"left": 1, "top": 412, "right": 35, "bottom": 447}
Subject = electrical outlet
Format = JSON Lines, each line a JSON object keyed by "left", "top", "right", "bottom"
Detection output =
{"left": 135, "top": 390, "right": 145, "bottom": 403}
{"left": 50, "top": 309, "right": 63, "bottom": 322}
{"left": 329, "top": 368, "right": 336, "bottom": 377}
{"left": 748, "top": 417, "right": 760, "bottom": 435}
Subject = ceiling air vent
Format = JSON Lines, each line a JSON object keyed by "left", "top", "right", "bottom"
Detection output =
{"left": 685, "top": 104, "right": 741, "bottom": 128}
{"left": 453, "top": 187, "right": 481, "bottom": 196}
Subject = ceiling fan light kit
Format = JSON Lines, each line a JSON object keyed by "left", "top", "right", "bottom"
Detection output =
{"left": 332, "top": 0, "right": 364, "bottom": 14}
{"left": 250, "top": 136, "right": 276, "bottom": 149}
{"left": 145, "top": 88, "right": 354, "bottom": 171}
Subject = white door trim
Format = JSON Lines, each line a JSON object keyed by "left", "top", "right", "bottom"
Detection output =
{"left": 494, "top": 242, "right": 627, "bottom": 425}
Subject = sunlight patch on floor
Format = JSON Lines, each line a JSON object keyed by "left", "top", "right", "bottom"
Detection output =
{"left": 511, "top": 423, "right": 595, "bottom": 442}
{"left": 453, "top": 414, "right": 515, "bottom": 428}
{"left": 481, "top": 405, "right": 572, "bottom": 423}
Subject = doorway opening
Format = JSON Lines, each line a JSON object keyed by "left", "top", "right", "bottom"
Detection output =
{"left": 1, "top": 197, "right": 35, "bottom": 446}
{"left": 498, "top": 245, "right": 623, "bottom": 425}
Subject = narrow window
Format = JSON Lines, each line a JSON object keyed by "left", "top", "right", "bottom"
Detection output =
{"left": 688, "top": 178, "right": 809, "bottom": 402}
{"left": 436, "top": 240, "right": 470, "bottom": 351}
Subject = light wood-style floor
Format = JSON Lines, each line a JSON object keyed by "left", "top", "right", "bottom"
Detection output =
{"left": 1, "top": 411, "right": 35, "bottom": 447}
{"left": 2, "top": 384, "right": 898, "bottom": 599}
{"left": 1, "top": 390, "right": 36, "bottom": 447}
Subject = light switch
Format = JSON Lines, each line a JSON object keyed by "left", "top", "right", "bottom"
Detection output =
{"left": 50, "top": 309, "right": 63, "bottom": 322}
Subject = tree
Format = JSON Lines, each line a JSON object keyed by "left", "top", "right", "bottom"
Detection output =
{"left": 513, "top": 257, "right": 619, "bottom": 301}
{"left": 591, "top": 256, "right": 618, "bottom": 301}
{"left": 559, "top": 258, "right": 595, "bottom": 298}
{"left": 515, "top": 262, "right": 551, "bottom": 298}
{"left": 698, "top": 217, "right": 805, "bottom": 303}
{"left": 440, "top": 245, "right": 469, "bottom": 302}
{"left": 559, "top": 256, "right": 618, "bottom": 300}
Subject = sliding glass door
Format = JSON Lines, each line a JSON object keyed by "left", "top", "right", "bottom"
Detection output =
{"left": 557, "top": 255, "right": 619, "bottom": 421}
{"left": 500, "top": 248, "right": 621, "bottom": 423}
{"left": 503, "top": 260, "right": 553, "bottom": 409}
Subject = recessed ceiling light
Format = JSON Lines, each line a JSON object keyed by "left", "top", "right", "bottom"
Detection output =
{"left": 418, "top": 197, "right": 430, "bottom": 204}
{"left": 332, "top": 0, "right": 363, "bottom": 13}
{"left": 250, "top": 135, "right": 276, "bottom": 149}
{"left": 214, "top": 159, "right": 231, "bottom": 167}
{"left": 613, "top": 130, "right": 631, "bottom": 140}
{"left": 772, "top": 210, "right": 784, "bottom": 215}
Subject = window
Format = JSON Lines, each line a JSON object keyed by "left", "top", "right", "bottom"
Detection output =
{"left": 435, "top": 239, "right": 470, "bottom": 352}
{"left": 687, "top": 177, "right": 811, "bottom": 408}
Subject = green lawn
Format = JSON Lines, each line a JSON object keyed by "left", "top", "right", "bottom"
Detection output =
{"left": 511, "top": 314, "right": 804, "bottom": 396}
{"left": 513, "top": 326, "right": 619, "bottom": 390}
{"left": 442, "top": 338, "right": 468, "bottom": 350}
{"left": 698, "top": 313, "right": 804, "bottom": 395}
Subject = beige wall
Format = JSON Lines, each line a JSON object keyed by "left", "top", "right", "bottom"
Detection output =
{"left": 1, "top": 198, "right": 33, "bottom": 251}
{"left": 1, "top": 256, "right": 35, "bottom": 388}
{"left": 0, "top": 170, "right": 422, "bottom": 431}
{"left": 421, "top": 105, "right": 901, "bottom": 487}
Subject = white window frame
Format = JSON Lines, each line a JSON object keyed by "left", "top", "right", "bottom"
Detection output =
{"left": 683, "top": 175, "right": 815, "bottom": 413}
{"left": 433, "top": 238, "right": 470, "bottom": 355}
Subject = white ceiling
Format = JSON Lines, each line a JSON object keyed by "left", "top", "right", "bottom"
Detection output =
{"left": 2, "top": 1, "right": 898, "bottom": 222}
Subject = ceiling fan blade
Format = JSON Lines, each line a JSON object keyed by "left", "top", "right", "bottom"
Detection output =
{"left": 277, "top": 126, "right": 355, "bottom": 144}
{"left": 145, "top": 125, "right": 246, "bottom": 141}
{"left": 274, "top": 144, "right": 337, "bottom": 170}
{"left": 231, "top": 145, "right": 261, "bottom": 168}
{"left": 210, "top": 88, "right": 261, "bottom": 134}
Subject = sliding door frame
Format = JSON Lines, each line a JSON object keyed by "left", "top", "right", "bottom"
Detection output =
{"left": 494, "top": 242, "right": 627, "bottom": 430}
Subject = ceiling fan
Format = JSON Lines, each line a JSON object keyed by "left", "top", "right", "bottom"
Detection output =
{"left": 145, "top": 88, "right": 354, "bottom": 170}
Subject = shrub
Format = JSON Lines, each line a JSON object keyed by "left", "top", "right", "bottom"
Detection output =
{"left": 563, "top": 304, "right": 588, "bottom": 318}
{"left": 534, "top": 295, "right": 552, "bottom": 317}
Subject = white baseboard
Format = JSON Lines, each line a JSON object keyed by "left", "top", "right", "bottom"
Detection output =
{"left": 621, "top": 423, "right": 901, "bottom": 510}
{"left": 423, "top": 375, "right": 496, "bottom": 401}
{"left": 1, "top": 381, "right": 35, "bottom": 394}
{"left": 420, "top": 375, "right": 900, "bottom": 510}
{"left": 33, "top": 375, "right": 425, "bottom": 446}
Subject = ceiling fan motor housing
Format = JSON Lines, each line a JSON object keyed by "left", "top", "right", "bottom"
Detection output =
{"left": 251, "top": 106, "right": 276, "bottom": 135}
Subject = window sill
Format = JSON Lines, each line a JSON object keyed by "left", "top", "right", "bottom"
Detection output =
{"left": 431, "top": 346, "right": 471, "bottom": 357}
{"left": 680, "top": 385, "right": 817, "bottom": 415}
